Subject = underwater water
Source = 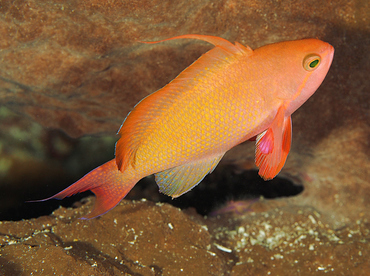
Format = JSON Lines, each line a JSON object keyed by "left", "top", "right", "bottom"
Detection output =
{"left": 0, "top": 0, "right": 369, "bottom": 274}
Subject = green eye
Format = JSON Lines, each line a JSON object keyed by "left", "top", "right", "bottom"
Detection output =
{"left": 309, "top": 59, "right": 319, "bottom": 68}
{"left": 303, "top": 54, "right": 321, "bottom": 71}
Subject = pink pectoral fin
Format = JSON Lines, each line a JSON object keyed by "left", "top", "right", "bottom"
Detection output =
{"left": 30, "top": 159, "right": 137, "bottom": 219}
{"left": 255, "top": 129, "right": 274, "bottom": 155}
{"left": 255, "top": 107, "right": 292, "bottom": 180}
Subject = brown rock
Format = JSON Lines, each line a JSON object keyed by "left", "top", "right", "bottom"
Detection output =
{"left": 1, "top": 199, "right": 369, "bottom": 275}
{"left": 0, "top": 199, "right": 228, "bottom": 275}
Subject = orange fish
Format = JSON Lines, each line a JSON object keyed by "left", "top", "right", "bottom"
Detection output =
{"left": 36, "top": 35, "right": 334, "bottom": 219}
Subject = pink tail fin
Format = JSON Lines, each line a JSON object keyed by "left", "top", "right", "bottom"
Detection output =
{"left": 31, "top": 159, "right": 137, "bottom": 219}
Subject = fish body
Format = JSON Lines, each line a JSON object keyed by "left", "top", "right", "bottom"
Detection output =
{"left": 36, "top": 35, "right": 334, "bottom": 219}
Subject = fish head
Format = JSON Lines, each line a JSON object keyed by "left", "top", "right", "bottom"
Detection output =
{"left": 287, "top": 38, "right": 334, "bottom": 114}
{"left": 257, "top": 38, "right": 334, "bottom": 115}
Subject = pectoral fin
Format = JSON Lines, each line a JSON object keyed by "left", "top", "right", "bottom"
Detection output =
{"left": 255, "top": 106, "right": 292, "bottom": 180}
{"left": 155, "top": 154, "right": 224, "bottom": 197}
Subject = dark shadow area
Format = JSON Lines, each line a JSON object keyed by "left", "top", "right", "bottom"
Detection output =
{"left": 45, "top": 233, "right": 145, "bottom": 275}
{"left": 0, "top": 165, "right": 303, "bottom": 221}
{"left": 0, "top": 191, "right": 92, "bottom": 221}
{"left": 139, "top": 165, "right": 304, "bottom": 216}
{"left": 0, "top": 256, "right": 23, "bottom": 276}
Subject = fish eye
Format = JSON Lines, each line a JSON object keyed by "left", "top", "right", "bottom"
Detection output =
{"left": 303, "top": 54, "right": 321, "bottom": 71}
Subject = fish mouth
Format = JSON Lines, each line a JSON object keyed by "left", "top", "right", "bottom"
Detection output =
{"left": 321, "top": 43, "right": 335, "bottom": 67}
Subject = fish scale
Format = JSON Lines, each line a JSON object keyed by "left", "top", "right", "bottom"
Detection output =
{"left": 137, "top": 91, "right": 255, "bottom": 171}
{"left": 31, "top": 34, "right": 334, "bottom": 219}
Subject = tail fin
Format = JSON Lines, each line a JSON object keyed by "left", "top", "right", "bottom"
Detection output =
{"left": 30, "top": 159, "right": 137, "bottom": 219}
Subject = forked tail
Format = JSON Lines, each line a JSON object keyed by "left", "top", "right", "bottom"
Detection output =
{"left": 30, "top": 159, "right": 137, "bottom": 219}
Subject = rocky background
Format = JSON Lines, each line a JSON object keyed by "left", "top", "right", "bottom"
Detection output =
{"left": 0, "top": 0, "right": 369, "bottom": 275}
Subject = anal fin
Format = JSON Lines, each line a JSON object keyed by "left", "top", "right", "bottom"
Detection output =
{"left": 155, "top": 154, "right": 224, "bottom": 197}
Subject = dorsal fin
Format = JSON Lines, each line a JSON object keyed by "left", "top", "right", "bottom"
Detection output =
{"left": 140, "top": 34, "right": 253, "bottom": 56}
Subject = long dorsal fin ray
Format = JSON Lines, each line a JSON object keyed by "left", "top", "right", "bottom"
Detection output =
{"left": 155, "top": 154, "right": 224, "bottom": 197}
{"left": 140, "top": 34, "right": 253, "bottom": 55}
